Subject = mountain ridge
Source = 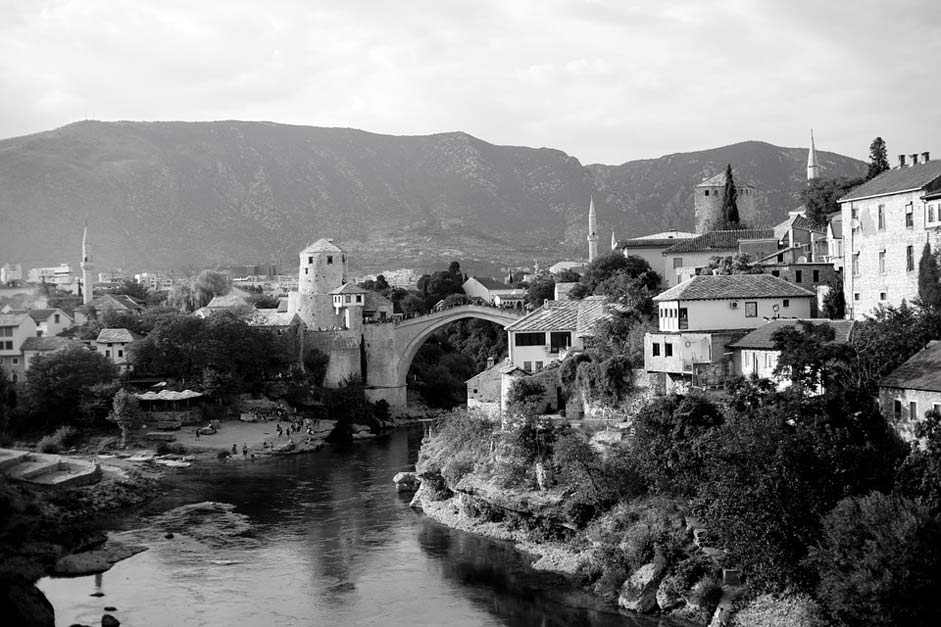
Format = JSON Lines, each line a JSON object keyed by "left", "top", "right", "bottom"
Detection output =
{"left": 0, "top": 120, "right": 866, "bottom": 274}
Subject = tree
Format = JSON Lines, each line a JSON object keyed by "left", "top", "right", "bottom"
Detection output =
{"left": 106, "top": 389, "right": 141, "bottom": 448}
{"left": 821, "top": 276, "right": 845, "bottom": 319}
{"left": 702, "top": 254, "right": 760, "bottom": 275}
{"left": 718, "top": 163, "right": 741, "bottom": 229}
{"left": 800, "top": 176, "right": 865, "bottom": 225}
{"left": 896, "top": 409, "right": 941, "bottom": 516}
{"left": 506, "top": 378, "right": 548, "bottom": 417}
{"left": 771, "top": 321, "right": 853, "bottom": 394}
{"left": 108, "top": 279, "right": 149, "bottom": 301}
{"left": 578, "top": 252, "right": 660, "bottom": 298}
{"left": 810, "top": 492, "right": 941, "bottom": 627}
{"left": 526, "top": 274, "right": 555, "bottom": 307}
{"left": 867, "top": 137, "right": 890, "bottom": 181}
{"left": 26, "top": 346, "right": 118, "bottom": 429}
{"left": 917, "top": 242, "right": 941, "bottom": 312}
{"left": 193, "top": 270, "right": 231, "bottom": 307}
{"left": 555, "top": 268, "right": 581, "bottom": 283}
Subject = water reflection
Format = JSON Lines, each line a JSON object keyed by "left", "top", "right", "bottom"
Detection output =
{"left": 40, "top": 428, "right": 674, "bottom": 627}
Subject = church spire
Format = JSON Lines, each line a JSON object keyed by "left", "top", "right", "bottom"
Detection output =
{"left": 587, "top": 195, "right": 599, "bottom": 262}
{"left": 807, "top": 129, "right": 820, "bottom": 182}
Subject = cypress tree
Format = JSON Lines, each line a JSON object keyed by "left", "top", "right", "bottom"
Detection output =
{"left": 721, "top": 163, "right": 741, "bottom": 229}
{"left": 918, "top": 242, "right": 941, "bottom": 311}
{"left": 867, "top": 137, "right": 890, "bottom": 181}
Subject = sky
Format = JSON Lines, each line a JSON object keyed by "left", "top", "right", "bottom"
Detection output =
{"left": 0, "top": 0, "right": 939, "bottom": 165}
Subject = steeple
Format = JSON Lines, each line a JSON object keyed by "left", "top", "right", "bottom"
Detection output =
{"left": 807, "top": 129, "right": 820, "bottom": 182}
{"left": 80, "top": 221, "right": 94, "bottom": 306}
{"left": 587, "top": 195, "right": 599, "bottom": 262}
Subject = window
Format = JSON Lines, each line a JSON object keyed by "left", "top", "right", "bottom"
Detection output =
{"left": 854, "top": 293, "right": 860, "bottom": 301}
{"left": 2, "top": 341, "right": 11, "bottom": 350}
{"left": 783, "top": 299, "right": 790, "bottom": 308}
{"left": 930, "top": 204, "right": 937, "bottom": 223}
{"left": 664, "top": 342, "right": 673, "bottom": 357}
{"left": 777, "top": 254, "right": 784, "bottom": 263}
{"left": 535, "top": 361, "right": 544, "bottom": 372}
{"left": 11, "top": 358, "right": 17, "bottom": 365}
{"left": 934, "top": 403, "right": 941, "bottom": 415}
{"left": 907, "top": 245, "right": 915, "bottom": 272}
{"left": 812, "top": 270, "right": 820, "bottom": 282}
{"left": 304, "top": 268, "right": 308, "bottom": 275}
{"left": 879, "top": 250, "right": 886, "bottom": 274}
{"left": 549, "top": 332, "right": 570, "bottom": 353}
{"left": 906, "top": 202, "right": 914, "bottom": 227}
{"left": 795, "top": 270, "right": 803, "bottom": 283}
{"left": 308, "top": 256, "right": 313, "bottom": 264}
{"left": 678, "top": 307, "right": 689, "bottom": 329}
{"left": 877, "top": 204, "right": 885, "bottom": 230}
{"left": 515, "top": 332, "right": 545, "bottom": 346}
{"left": 771, "top": 270, "right": 780, "bottom": 277}
{"left": 852, "top": 253, "right": 860, "bottom": 276}
{"left": 744, "top": 301, "right": 758, "bottom": 318}
{"left": 523, "top": 361, "right": 532, "bottom": 372}
{"left": 910, "top": 401, "right": 918, "bottom": 419}
{"left": 880, "top": 292, "right": 887, "bottom": 301}
{"left": 0, "top": 327, "right": 11, "bottom": 337}
{"left": 105, "top": 350, "right": 111, "bottom": 357}
{"left": 704, "top": 190, "right": 710, "bottom": 196}
{"left": 118, "top": 350, "right": 123, "bottom": 358}
{"left": 851, "top": 206, "right": 858, "bottom": 221}
{"left": 327, "top": 255, "right": 334, "bottom": 265}
{"left": 672, "top": 257, "right": 683, "bottom": 269}
{"left": 652, "top": 343, "right": 661, "bottom": 357}
{"left": 54, "top": 314, "right": 60, "bottom": 324}
{"left": 355, "top": 294, "right": 362, "bottom": 303}
{"left": 894, "top": 400, "right": 902, "bottom": 420}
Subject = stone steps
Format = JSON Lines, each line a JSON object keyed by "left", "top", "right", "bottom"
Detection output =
{"left": 11, "top": 457, "right": 62, "bottom": 480}
{"left": 0, "top": 449, "right": 31, "bottom": 471}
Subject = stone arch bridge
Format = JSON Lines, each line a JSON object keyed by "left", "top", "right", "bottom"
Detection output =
{"left": 360, "top": 304, "right": 525, "bottom": 409}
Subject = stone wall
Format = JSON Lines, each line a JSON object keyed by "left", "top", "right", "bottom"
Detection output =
{"left": 879, "top": 385, "right": 941, "bottom": 443}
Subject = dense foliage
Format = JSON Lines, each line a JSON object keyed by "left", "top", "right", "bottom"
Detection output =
{"left": 25, "top": 346, "right": 118, "bottom": 430}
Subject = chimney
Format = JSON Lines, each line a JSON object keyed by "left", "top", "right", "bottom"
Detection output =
{"left": 923, "top": 152, "right": 931, "bottom": 163}
{"left": 911, "top": 153, "right": 920, "bottom": 166}
{"left": 486, "top": 356, "right": 495, "bottom": 369}
{"left": 899, "top": 154, "right": 907, "bottom": 168}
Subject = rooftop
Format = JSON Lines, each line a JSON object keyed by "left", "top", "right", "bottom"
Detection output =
{"left": 695, "top": 170, "right": 756, "bottom": 188}
{"left": 505, "top": 295, "right": 625, "bottom": 336}
{"left": 0, "top": 312, "right": 30, "bottom": 326}
{"left": 839, "top": 160, "right": 941, "bottom": 202}
{"left": 730, "top": 319, "right": 856, "bottom": 350}
{"left": 329, "top": 282, "right": 367, "bottom": 295}
{"left": 363, "top": 290, "right": 393, "bottom": 311}
{"left": 20, "top": 336, "right": 80, "bottom": 352}
{"left": 94, "top": 328, "right": 143, "bottom": 344}
{"left": 467, "top": 276, "right": 513, "bottom": 291}
{"left": 654, "top": 274, "right": 815, "bottom": 302}
{"left": 880, "top": 340, "right": 941, "bottom": 393}
{"left": 662, "top": 229, "right": 776, "bottom": 255}
{"left": 301, "top": 238, "right": 343, "bottom": 254}
{"left": 26, "top": 308, "right": 69, "bottom": 323}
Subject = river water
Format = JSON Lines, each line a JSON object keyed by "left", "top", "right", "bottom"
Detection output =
{"left": 39, "top": 427, "right": 672, "bottom": 627}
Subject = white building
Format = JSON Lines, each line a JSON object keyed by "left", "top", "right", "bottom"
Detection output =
{"left": 462, "top": 276, "right": 518, "bottom": 304}
{"left": 504, "top": 295, "right": 626, "bottom": 373}
{"left": 659, "top": 229, "right": 777, "bottom": 287}
{"left": 645, "top": 274, "right": 815, "bottom": 392}
{"left": 1, "top": 264, "right": 22, "bottom": 284}
{"left": 839, "top": 154, "right": 941, "bottom": 319}
{"left": 620, "top": 230, "right": 697, "bottom": 278}
{"left": 27, "top": 264, "right": 73, "bottom": 285}
{"left": 27, "top": 308, "right": 73, "bottom": 337}
{"left": 0, "top": 312, "right": 38, "bottom": 381}
{"left": 94, "top": 328, "right": 143, "bottom": 371}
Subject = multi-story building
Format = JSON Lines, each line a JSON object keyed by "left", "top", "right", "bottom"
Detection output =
{"left": 878, "top": 340, "right": 941, "bottom": 443}
{"left": 839, "top": 154, "right": 941, "bottom": 319}
{"left": 93, "top": 328, "right": 143, "bottom": 372}
{"left": 27, "top": 264, "right": 73, "bottom": 286}
{"left": 645, "top": 274, "right": 814, "bottom": 392}
{"left": 660, "top": 229, "right": 777, "bottom": 287}
{"left": 619, "top": 230, "right": 697, "bottom": 281}
{"left": 0, "top": 311, "right": 38, "bottom": 381}
{"left": 1, "top": 264, "right": 22, "bottom": 284}
{"left": 28, "top": 308, "right": 73, "bottom": 337}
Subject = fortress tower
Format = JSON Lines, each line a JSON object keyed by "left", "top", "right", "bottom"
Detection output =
{"left": 294, "top": 238, "right": 348, "bottom": 328}
{"left": 693, "top": 169, "right": 758, "bottom": 233}
{"left": 81, "top": 221, "right": 94, "bottom": 306}
{"left": 587, "top": 195, "right": 599, "bottom": 262}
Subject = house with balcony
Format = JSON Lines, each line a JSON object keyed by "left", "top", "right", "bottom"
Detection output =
{"left": 730, "top": 318, "right": 855, "bottom": 389}
{"left": 0, "top": 311, "right": 38, "bottom": 381}
{"left": 839, "top": 153, "right": 941, "bottom": 319}
{"left": 645, "top": 274, "right": 815, "bottom": 392}
{"left": 504, "top": 295, "right": 626, "bottom": 373}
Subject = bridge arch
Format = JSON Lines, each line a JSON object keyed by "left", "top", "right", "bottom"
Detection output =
{"left": 394, "top": 305, "right": 523, "bottom": 388}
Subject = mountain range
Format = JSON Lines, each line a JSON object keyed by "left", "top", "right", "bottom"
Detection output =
{"left": 0, "top": 121, "right": 867, "bottom": 274}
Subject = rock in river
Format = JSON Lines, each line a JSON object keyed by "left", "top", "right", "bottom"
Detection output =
{"left": 392, "top": 471, "right": 420, "bottom": 492}
{"left": 55, "top": 541, "right": 148, "bottom": 577}
{"left": 618, "top": 562, "right": 665, "bottom": 613}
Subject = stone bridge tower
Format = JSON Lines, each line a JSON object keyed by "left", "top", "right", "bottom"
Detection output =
{"left": 295, "top": 238, "right": 347, "bottom": 329}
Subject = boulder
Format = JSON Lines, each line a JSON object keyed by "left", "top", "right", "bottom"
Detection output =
{"left": 101, "top": 614, "right": 120, "bottom": 627}
{"left": 0, "top": 582, "right": 54, "bottom": 627}
{"left": 656, "top": 577, "right": 684, "bottom": 610}
{"left": 392, "top": 471, "right": 420, "bottom": 492}
{"left": 409, "top": 481, "right": 429, "bottom": 511}
{"left": 618, "top": 563, "right": 665, "bottom": 613}
{"left": 55, "top": 541, "right": 148, "bottom": 577}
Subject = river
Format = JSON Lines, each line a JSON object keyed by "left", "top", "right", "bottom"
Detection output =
{"left": 39, "top": 426, "right": 672, "bottom": 627}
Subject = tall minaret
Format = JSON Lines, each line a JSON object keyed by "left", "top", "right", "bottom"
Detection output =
{"left": 807, "top": 129, "right": 820, "bottom": 182}
{"left": 610, "top": 230, "right": 617, "bottom": 251}
{"left": 587, "top": 195, "right": 599, "bottom": 262}
{"left": 81, "top": 221, "right": 94, "bottom": 306}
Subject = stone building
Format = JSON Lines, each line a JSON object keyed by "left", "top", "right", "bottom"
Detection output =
{"left": 879, "top": 340, "right": 941, "bottom": 443}
{"left": 839, "top": 154, "right": 941, "bottom": 319}
{"left": 694, "top": 170, "right": 758, "bottom": 233}
{"left": 659, "top": 229, "right": 777, "bottom": 287}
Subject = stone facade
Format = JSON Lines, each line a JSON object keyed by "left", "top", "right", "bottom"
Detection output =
{"left": 878, "top": 386, "right": 941, "bottom": 443}
{"left": 694, "top": 172, "right": 758, "bottom": 233}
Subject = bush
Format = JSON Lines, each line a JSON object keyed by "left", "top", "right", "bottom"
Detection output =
{"left": 37, "top": 435, "right": 61, "bottom": 453}
{"left": 155, "top": 442, "right": 186, "bottom": 456}
{"left": 216, "top": 449, "right": 230, "bottom": 460}
{"left": 37, "top": 425, "right": 81, "bottom": 453}
{"left": 688, "top": 576, "right": 723, "bottom": 614}
{"left": 731, "top": 593, "right": 830, "bottom": 627}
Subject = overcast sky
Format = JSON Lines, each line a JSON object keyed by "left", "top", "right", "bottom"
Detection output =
{"left": 1, "top": 0, "right": 938, "bottom": 164}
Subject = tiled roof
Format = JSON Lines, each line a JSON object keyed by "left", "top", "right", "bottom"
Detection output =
{"left": 654, "top": 274, "right": 815, "bottom": 302}
{"left": 363, "top": 290, "right": 393, "bottom": 311}
{"left": 828, "top": 215, "right": 843, "bottom": 239}
{"left": 466, "top": 361, "right": 505, "bottom": 384}
{"left": 730, "top": 319, "right": 856, "bottom": 350}
{"left": 880, "top": 340, "right": 941, "bottom": 392}
{"left": 248, "top": 310, "right": 298, "bottom": 327}
{"left": 505, "top": 296, "right": 624, "bottom": 337}
{"left": 26, "top": 309, "right": 67, "bottom": 323}
{"left": 206, "top": 292, "right": 251, "bottom": 309}
{"left": 662, "top": 229, "right": 776, "bottom": 254}
{"left": 839, "top": 161, "right": 941, "bottom": 202}
{"left": 469, "top": 276, "right": 513, "bottom": 291}
{"left": 301, "top": 238, "right": 343, "bottom": 254}
{"left": 505, "top": 299, "right": 580, "bottom": 332}
{"left": 789, "top": 213, "right": 827, "bottom": 234}
{"left": 0, "top": 312, "right": 30, "bottom": 326}
{"left": 753, "top": 245, "right": 804, "bottom": 264}
{"left": 76, "top": 294, "right": 144, "bottom": 313}
{"left": 695, "top": 170, "right": 756, "bottom": 188}
{"left": 623, "top": 238, "right": 692, "bottom": 249}
{"left": 329, "top": 282, "right": 367, "bottom": 295}
{"left": 21, "top": 336, "right": 80, "bottom": 352}
{"left": 95, "top": 328, "right": 143, "bottom": 344}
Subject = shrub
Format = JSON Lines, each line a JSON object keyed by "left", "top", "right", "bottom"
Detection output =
{"left": 216, "top": 449, "right": 230, "bottom": 460}
{"left": 688, "top": 576, "right": 723, "bottom": 614}
{"left": 37, "top": 435, "right": 61, "bottom": 453}
{"left": 37, "top": 425, "right": 81, "bottom": 453}
{"left": 155, "top": 442, "right": 186, "bottom": 456}
{"left": 731, "top": 593, "right": 830, "bottom": 627}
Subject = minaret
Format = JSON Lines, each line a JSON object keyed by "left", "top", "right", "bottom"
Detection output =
{"left": 610, "top": 230, "right": 617, "bottom": 251}
{"left": 807, "top": 129, "right": 820, "bottom": 182}
{"left": 587, "top": 195, "right": 599, "bottom": 262}
{"left": 81, "top": 221, "right": 94, "bottom": 306}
